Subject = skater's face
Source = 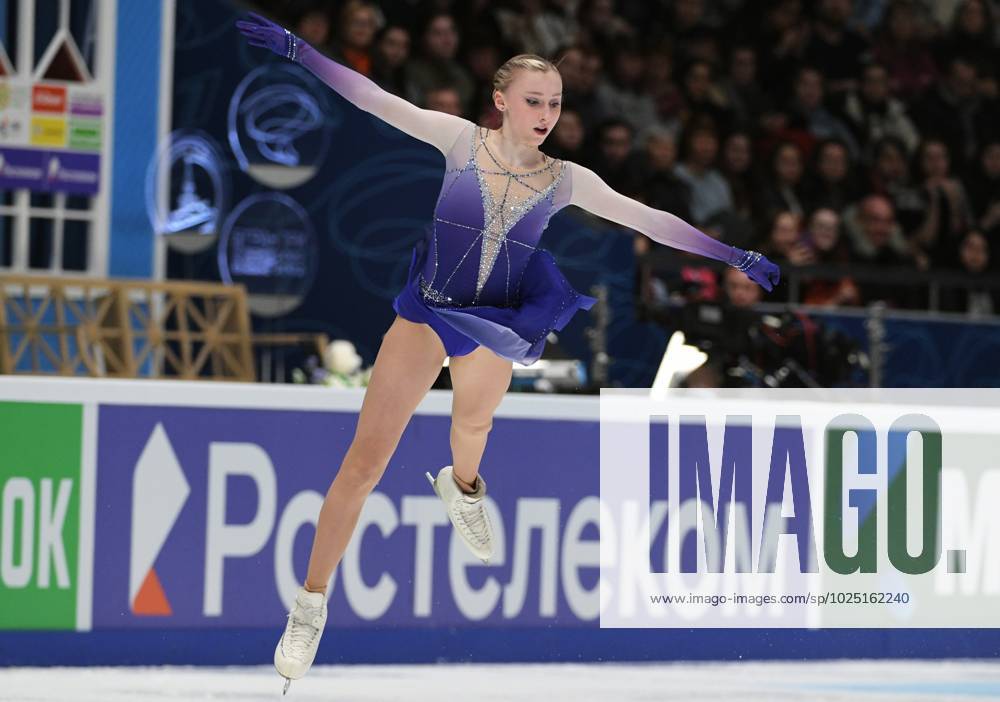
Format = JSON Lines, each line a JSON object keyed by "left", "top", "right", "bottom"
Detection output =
{"left": 495, "top": 69, "right": 562, "bottom": 145}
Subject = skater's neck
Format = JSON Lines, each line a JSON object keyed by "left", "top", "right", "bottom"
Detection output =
{"left": 487, "top": 126, "right": 547, "bottom": 172}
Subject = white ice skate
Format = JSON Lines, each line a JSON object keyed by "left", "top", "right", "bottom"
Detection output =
{"left": 274, "top": 587, "right": 328, "bottom": 694}
{"left": 425, "top": 465, "right": 494, "bottom": 562}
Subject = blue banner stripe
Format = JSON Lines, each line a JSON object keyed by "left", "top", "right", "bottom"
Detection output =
{"left": 109, "top": 0, "right": 161, "bottom": 277}
{"left": 3, "top": 628, "right": 1000, "bottom": 666}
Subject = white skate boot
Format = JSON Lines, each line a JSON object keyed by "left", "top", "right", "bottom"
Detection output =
{"left": 274, "top": 587, "right": 327, "bottom": 694}
{"left": 425, "top": 465, "right": 494, "bottom": 562}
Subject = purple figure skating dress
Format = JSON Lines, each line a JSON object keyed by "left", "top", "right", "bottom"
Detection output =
{"left": 392, "top": 124, "right": 596, "bottom": 364}
{"left": 240, "top": 24, "right": 780, "bottom": 365}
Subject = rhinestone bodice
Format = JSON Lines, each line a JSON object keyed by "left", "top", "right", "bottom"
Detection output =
{"left": 417, "top": 125, "right": 567, "bottom": 308}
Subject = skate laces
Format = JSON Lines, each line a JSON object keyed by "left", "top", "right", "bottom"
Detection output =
{"left": 454, "top": 495, "right": 490, "bottom": 546}
{"left": 283, "top": 599, "right": 324, "bottom": 658}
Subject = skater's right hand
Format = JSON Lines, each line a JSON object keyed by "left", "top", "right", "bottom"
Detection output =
{"left": 236, "top": 12, "right": 299, "bottom": 60}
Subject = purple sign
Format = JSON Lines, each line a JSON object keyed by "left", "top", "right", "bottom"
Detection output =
{"left": 0, "top": 147, "right": 45, "bottom": 190}
{"left": 47, "top": 151, "right": 100, "bottom": 194}
{"left": 70, "top": 101, "right": 103, "bottom": 118}
{"left": 0, "top": 146, "right": 100, "bottom": 194}
{"left": 93, "top": 404, "right": 599, "bottom": 630}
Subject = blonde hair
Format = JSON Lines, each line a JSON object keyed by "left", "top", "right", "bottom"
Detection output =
{"left": 492, "top": 54, "right": 560, "bottom": 93}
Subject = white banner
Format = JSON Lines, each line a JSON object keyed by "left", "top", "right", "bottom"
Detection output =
{"left": 599, "top": 388, "right": 1000, "bottom": 628}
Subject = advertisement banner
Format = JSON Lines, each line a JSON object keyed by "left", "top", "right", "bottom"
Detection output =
{"left": 599, "top": 389, "right": 1000, "bottom": 629}
{"left": 68, "top": 120, "right": 101, "bottom": 150}
{"left": 30, "top": 116, "right": 67, "bottom": 147}
{"left": 31, "top": 85, "right": 67, "bottom": 114}
{"left": 93, "top": 403, "right": 598, "bottom": 629}
{"left": 0, "top": 79, "right": 29, "bottom": 146}
{"left": 0, "top": 147, "right": 100, "bottom": 195}
{"left": 0, "top": 80, "right": 102, "bottom": 194}
{"left": 0, "top": 401, "right": 82, "bottom": 630}
{"left": 3, "top": 379, "right": 1000, "bottom": 666}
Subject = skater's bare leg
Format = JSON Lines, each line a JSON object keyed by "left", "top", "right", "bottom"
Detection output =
{"left": 303, "top": 315, "right": 446, "bottom": 592}
{"left": 447, "top": 346, "right": 513, "bottom": 492}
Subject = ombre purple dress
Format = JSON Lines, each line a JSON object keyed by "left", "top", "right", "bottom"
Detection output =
{"left": 392, "top": 124, "right": 595, "bottom": 364}
{"left": 278, "top": 36, "right": 779, "bottom": 365}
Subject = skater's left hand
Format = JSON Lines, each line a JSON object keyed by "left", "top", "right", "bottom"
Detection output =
{"left": 729, "top": 248, "right": 781, "bottom": 292}
{"left": 236, "top": 12, "right": 295, "bottom": 59}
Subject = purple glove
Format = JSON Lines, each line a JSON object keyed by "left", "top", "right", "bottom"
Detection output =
{"left": 728, "top": 248, "right": 781, "bottom": 292}
{"left": 236, "top": 12, "right": 301, "bottom": 62}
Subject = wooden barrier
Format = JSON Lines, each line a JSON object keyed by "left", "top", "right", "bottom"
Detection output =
{"left": 0, "top": 275, "right": 256, "bottom": 381}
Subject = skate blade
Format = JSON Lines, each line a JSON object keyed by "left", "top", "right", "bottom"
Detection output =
{"left": 282, "top": 677, "right": 291, "bottom": 695}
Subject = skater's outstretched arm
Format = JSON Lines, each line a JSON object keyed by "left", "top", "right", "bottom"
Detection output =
{"left": 236, "top": 13, "right": 470, "bottom": 156}
{"left": 567, "top": 162, "right": 780, "bottom": 291}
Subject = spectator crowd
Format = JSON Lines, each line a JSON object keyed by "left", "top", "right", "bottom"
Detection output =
{"left": 265, "top": 0, "right": 1000, "bottom": 315}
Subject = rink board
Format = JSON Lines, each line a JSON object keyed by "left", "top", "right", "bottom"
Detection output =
{"left": 0, "top": 377, "right": 998, "bottom": 665}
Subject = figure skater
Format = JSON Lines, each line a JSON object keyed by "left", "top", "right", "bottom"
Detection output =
{"left": 236, "top": 12, "right": 779, "bottom": 693}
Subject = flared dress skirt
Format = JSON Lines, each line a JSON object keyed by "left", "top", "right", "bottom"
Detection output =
{"left": 392, "top": 238, "right": 597, "bottom": 365}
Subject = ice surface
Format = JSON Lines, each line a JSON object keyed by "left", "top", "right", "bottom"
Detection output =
{"left": 3, "top": 660, "right": 1000, "bottom": 701}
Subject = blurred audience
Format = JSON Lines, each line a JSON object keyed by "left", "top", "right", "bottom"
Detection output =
{"left": 588, "top": 118, "right": 642, "bottom": 197}
{"left": 719, "top": 130, "right": 755, "bottom": 221}
{"left": 264, "top": 0, "right": 1000, "bottom": 314}
{"left": 801, "top": 208, "right": 861, "bottom": 306}
{"left": 330, "top": 0, "right": 380, "bottom": 75}
{"left": 674, "top": 120, "right": 732, "bottom": 225}
{"left": 405, "top": 13, "right": 474, "bottom": 115}
{"left": 755, "top": 140, "right": 808, "bottom": 218}
{"left": 909, "top": 139, "right": 974, "bottom": 267}
{"left": 840, "top": 62, "right": 920, "bottom": 155}
{"left": 785, "top": 66, "right": 859, "bottom": 156}
{"left": 873, "top": 0, "right": 939, "bottom": 101}
{"left": 596, "top": 41, "right": 659, "bottom": 133}
{"left": 941, "top": 229, "right": 998, "bottom": 314}
{"left": 723, "top": 265, "right": 763, "bottom": 307}
{"left": 371, "top": 24, "right": 410, "bottom": 95}
{"left": 805, "top": 138, "right": 859, "bottom": 212}
{"left": 638, "top": 126, "right": 692, "bottom": 223}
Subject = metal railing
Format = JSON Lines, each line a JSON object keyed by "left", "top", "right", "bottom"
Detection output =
{"left": 636, "top": 250, "right": 1000, "bottom": 315}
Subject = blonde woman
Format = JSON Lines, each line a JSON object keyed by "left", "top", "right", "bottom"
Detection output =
{"left": 237, "top": 12, "right": 779, "bottom": 692}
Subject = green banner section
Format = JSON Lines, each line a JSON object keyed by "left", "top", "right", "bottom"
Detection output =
{"left": 68, "top": 119, "right": 101, "bottom": 151}
{"left": 0, "top": 402, "right": 82, "bottom": 630}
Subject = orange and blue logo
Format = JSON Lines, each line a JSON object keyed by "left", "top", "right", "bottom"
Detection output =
{"left": 128, "top": 423, "right": 190, "bottom": 616}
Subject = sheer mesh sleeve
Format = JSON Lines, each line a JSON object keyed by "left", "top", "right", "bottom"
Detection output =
{"left": 566, "top": 162, "right": 738, "bottom": 264}
{"left": 296, "top": 40, "right": 471, "bottom": 156}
